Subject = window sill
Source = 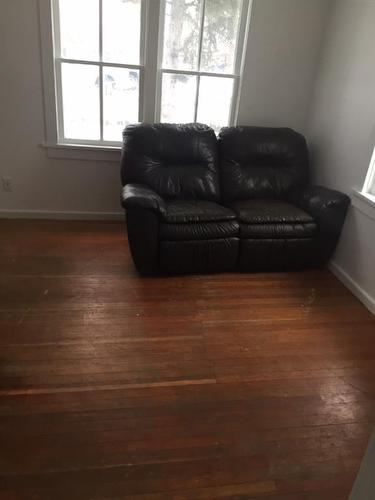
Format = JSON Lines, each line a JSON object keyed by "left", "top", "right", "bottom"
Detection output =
{"left": 41, "top": 142, "right": 121, "bottom": 162}
{"left": 352, "top": 189, "right": 375, "bottom": 221}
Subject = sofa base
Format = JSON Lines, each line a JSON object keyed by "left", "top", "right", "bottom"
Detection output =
{"left": 238, "top": 238, "right": 323, "bottom": 271}
{"left": 159, "top": 238, "right": 239, "bottom": 275}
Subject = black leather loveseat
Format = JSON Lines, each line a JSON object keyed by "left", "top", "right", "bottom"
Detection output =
{"left": 121, "top": 123, "right": 350, "bottom": 275}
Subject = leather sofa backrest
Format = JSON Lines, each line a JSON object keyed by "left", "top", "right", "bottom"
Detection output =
{"left": 121, "top": 123, "right": 219, "bottom": 201}
{"left": 218, "top": 126, "right": 309, "bottom": 202}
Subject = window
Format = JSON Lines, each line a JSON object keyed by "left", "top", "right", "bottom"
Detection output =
{"left": 42, "top": 0, "right": 250, "bottom": 150}
{"left": 363, "top": 146, "right": 375, "bottom": 198}
{"left": 159, "top": 0, "right": 244, "bottom": 132}
{"left": 52, "top": 0, "right": 144, "bottom": 145}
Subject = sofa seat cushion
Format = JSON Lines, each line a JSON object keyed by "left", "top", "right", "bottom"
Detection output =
{"left": 160, "top": 220, "right": 239, "bottom": 241}
{"left": 163, "top": 200, "right": 236, "bottom": 224}
{"left": 228, "top": 199, "right": 317, "bottom": 239}
{"left": 240, "top": 222, "right": 317, "bottom": 239}
{"left": 227, "top": 199, "right": 313, "bottom": 224}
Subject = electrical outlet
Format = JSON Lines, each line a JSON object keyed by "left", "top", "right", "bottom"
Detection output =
{"left": 2, "top": 177, "right": 12, "bottom": 192}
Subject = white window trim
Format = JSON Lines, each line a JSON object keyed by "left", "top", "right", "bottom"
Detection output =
{"left": 38, "top": 0, "right": 252, "bottom": 161}
{"left": 362, "top": 146, "right": 375, "bottom": 198}
{"left": 352, "top": 189, "right": 375, "bottom": 221}
{"left": 352, "top": 145, "right": 375, "bottom": 220}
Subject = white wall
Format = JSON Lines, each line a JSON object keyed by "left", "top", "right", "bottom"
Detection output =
{"left": 0, "top": 0, "right": 122, "bottom": 219}
{"left": 238, "top": 0, "right": 331, "bottom": 131}
{"left": 0, "top": 0, "right": 330, "bottom": 218}
{"left": 307, "top": 0, "right": 375, "bottom": 312}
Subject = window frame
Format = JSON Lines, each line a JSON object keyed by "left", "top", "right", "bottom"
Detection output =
{"left": 352, "top": 146, "right": 375, "bottom": 221}
{"left": 156, "top": 0, "right": 250, "bottom": 128}
{"left": 52, "top": 0, "right": 147, "bottom": 147}
{"left": 39, "top": 0, "right": 252, "bottom": 158}
{"left": 363, "top": 146, "right": 375, "bottom": 198}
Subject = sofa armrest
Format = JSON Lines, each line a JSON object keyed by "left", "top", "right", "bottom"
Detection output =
{"left": 289, "top": 185, "right": 350, "bottom": 224}
{"left": 289, "top": 185, "right": 350, "bottom": 260}
{"left": 122, "top": 184, "right": 167, "bottom": 217}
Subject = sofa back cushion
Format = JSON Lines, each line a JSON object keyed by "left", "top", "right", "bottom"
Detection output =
{"left": 121, "top": 123, "right": 219, "bottom": 201}
{"left": 218, "top": 126, "right": 309, "bottom": 202}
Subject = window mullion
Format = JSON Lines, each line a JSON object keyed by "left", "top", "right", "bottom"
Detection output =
{"left": 52, "top": 0, "right": 65, "bottom": 141}
{"left": 145, "top": 0, "right": 162, "bottom": 122}
{"left": 161, "top": 68, "right": 235, "bottom": 79}
{"left": 197, "top": 0, "right": 206, "bottom": 72}
{"left": 138, "top": 0, "right": 148, "bottom": 121}
{"left": 55, "top": 60, "right": 65, "bottom": 141}
{"left": 52, "top": 0, "right": 62, "bottom": 59}
{"left": 59, "top": 58, "right": 142, "bottom": 70}
{"left": 194, "top": 75, "right": 201, "bottom": 122}
{"left": 194, "top": 0, "right": 206, "bottom": 122}
{"left": 99, "top": 0, "right": 104, "bottom": 141}
{"left": 231, "top": 0, "right": 251, "bottom": 125}
{"left": 233, "top": 0, "right": 249, "bottom": 76}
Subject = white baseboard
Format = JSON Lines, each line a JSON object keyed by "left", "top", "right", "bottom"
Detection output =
{"left": 0, "top": 209, "right": 124, "bottom": 221}
{"left": 329, "top": 260, "right": 375, "bottom": 316}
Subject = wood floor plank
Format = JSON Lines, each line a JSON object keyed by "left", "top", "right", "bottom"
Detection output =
{"left": 0, "top": 219, "right": 374, "bottom": 499}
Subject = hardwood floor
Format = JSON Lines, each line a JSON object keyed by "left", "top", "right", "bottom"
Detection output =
{"left": 1, "top": 219, "right": 374, "bottom": 499}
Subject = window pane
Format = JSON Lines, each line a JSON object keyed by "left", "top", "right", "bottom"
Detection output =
{"left": 59, "top": 0, "right": 99, "bottom": 60}
{"left": 103, "top": 0, "right": 141, "bottom": 64}
{"left": 61, "top": 63, "right": 100, "bottom": 140}
{"left": 103, "top": 68, "right": 139, "bottom": 142}
{"left": 200, "top": 0, "right": 241, "bottom": 73}
{"left": 162, "top": 0, "right": 201, "bottom": 71}
{"left": 161, "top": 73, "right": 197, "bottom": 123}
{"left": 196, "top": 76, "right": 233, "bottom": 132}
